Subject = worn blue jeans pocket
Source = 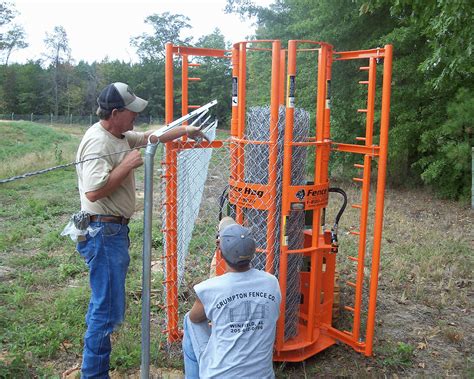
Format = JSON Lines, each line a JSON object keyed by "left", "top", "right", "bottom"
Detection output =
{"left": 76, "top": 233, "right": 96, "bottom": 265}
{"left": 102, "top": 223, "right": 124, "bottom": 237}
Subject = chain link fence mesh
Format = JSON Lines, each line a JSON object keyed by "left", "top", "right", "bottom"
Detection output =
{"left": 159, "top": 105, "right": 310, "bottom": 344}
{"left": 243, "top": 105, "right": 310, "bottom": 340}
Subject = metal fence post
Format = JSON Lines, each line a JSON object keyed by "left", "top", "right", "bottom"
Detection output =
{"left": 11, "top": 112, "right": 14, "bottom": 121}
{"left": 50, "top": 113, "right": 53, "bottom": 125}
{"left": 31, "top": 113, "right": 33, "bottom": 122}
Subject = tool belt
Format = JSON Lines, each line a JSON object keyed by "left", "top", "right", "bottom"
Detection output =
{"left": 90, "top": 214, "right": 130, "bottom": 225}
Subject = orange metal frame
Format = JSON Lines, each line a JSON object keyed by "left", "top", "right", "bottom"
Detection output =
{"left": 164, "top": 44, "right": 229, "bottom": 341}
{"left": 163, "top": 40, "right": 393, "bottom": 360}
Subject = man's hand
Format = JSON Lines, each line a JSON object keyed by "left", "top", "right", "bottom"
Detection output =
{"left": 121, "top": 149, "right": 143, "bottom": 169}
{"left": 185, "top": 125, "right": 210, "bottom": 142}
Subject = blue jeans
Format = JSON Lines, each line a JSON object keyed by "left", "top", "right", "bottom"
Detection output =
{"left": 182, "top": 313, "right": 211, "bottom": 379}
{"left": 76, "top": 221, "right": 130, "bottom": 379}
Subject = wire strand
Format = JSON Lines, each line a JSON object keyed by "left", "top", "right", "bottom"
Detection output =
{"left": 0, "top": 143, "right": 149, "bottom": 184}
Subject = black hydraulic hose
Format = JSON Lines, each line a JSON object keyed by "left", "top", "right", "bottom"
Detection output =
{"left": 329, "top": 187, "right": 347, "bottom": 226}
{"left": 328, "top": 187, "right": 347, "bottom": 245}
{"left": 218, "top": 185, "right": 229, "bottom": 222}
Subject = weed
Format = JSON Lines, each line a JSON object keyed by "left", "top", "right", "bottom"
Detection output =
{"left": 58, "top": 261, "right": 85, "bottom": 280}
{"left": 40, "top": 230, "right": 63, "bottom": 251}
{"left": 442, "top": 326, "right": 464, "bottom": 344}
{"left": 379, "top": 341, "right": 415, "bottom": 368}
{"left": 54, "top": 141, "right": 63, "bottom": 163}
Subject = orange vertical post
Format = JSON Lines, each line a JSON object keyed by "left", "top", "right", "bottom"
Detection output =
{"left": 365, "top": 44, "right": 393, "bottom": 355}
{"left": 230, "top": 44, "right": 240, "bottom": 199}
{"left": 165, "top": 43, "right": 174, "bottom": 124}
{"left": 279, "top": 49, "right": 286, "bottom": 106}
{"left": 182, "top": 54, "right": 189, "bottom": 118}
{"left": 264, "top": 40, "right": 281, "bottom": 273}
{"left": 276, "top": 39, "right": 297, "bottom": 350}
{"left": 164, "top": 42, "right": 179, "bottom": 341}
{"left": 352, "top": 56, "right": 376, "bottom": 341}
{"left": 231, "top": 46, "right": 239, "bottom": 138}
{"left": 307, "top": 44, "right": 329, "bottom": 341}
{"left": 235, "top": 42, "right": 247, "bottom": 224}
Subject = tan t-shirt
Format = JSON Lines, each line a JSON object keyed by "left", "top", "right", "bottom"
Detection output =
{"left": 76, "top": 122, "right": 146, "bottom": 218}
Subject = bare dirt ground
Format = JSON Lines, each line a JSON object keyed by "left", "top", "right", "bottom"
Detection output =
{"left": 120, "top": 178, "right": 473, "bottom": 378}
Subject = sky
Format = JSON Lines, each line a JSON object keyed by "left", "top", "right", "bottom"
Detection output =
{"left": 8, "top": 0, "right": 274, "bottom": 64}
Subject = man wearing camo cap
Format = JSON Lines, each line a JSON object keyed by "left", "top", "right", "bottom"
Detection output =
{"left": 182, "top": 217, "right": 281, "bottom": 378}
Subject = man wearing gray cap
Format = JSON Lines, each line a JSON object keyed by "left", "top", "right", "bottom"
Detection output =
{"left": 75, "top": 82, "right": 207, "bottom": 378}
{"left": 183, "top": 217, "right": 282, "bottom": 378}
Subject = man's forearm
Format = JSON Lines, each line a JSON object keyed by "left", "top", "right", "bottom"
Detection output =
{"left": 189, "top": 298, "right": 207, "bottom": 323}
{"left": 146, "top": 126, "right": 187, "bottom": 144}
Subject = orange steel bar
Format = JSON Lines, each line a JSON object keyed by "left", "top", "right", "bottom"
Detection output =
{"left": 172, "top": 45, "right": 229, "bottom": 58}
{"left": 276, "top": 39, "right": 296, "bottom": 351}
{"left": 230, "top": 46, "right": 239, "bottom": 138}
{"left": 182, "top": 54, "right": 189, "bottom": 120}
{"left": 307, "top": 43, "right": 329, "bottom": 341}
{"left": 235, "top": 42, "right": 247, "bottom": 224}
{"left": 279, "top": 49, "right": 286, "bottom": 105}
{"left": 334, "top": 48, "right": 385, "bottom": 61}
{"left": 352, "top": 57, "right": 377, "bottom": 341}
{"left": 237, "top": 43, "right": 247, "bottom": 146}
{"left": 323, "top": 45, "right": 333, "bottom": 141}
{"left": 290, "top": 141, "right": 324, "bottom": 147}
{"left": 331, "top": 143, "right": 379, "bottom": 156}
{"left": 164, "top": 42, "right": 179, "bottom": 341}
{"left": 165, "top": 43, "right": 174, "bottom": 124}
{"left": 230, "top": 138, "right": 274, "bottom": 145}
{"left": 264, "top": 40, "right": 281, "bottom": 274}
{"left": 324, "top": 326, "right": 365, "bottom": 352}
{"left": 365, "top": 44, "right": 393, "bottom": 356}
{"left": 230, "top": 45, "right": 240, "bottom": 191}
{"left": 176, "top": 140, "right": 224, "bottom": 150}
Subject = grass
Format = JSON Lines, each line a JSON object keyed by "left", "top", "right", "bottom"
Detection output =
{"left": 0, "top": 121, "right": 472, "bottom": 377}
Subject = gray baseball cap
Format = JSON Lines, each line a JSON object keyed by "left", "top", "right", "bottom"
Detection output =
{"left": 219, "top": 217, "right": 255, "bottom": 265}
{"left": 97, "top": 82, "right": 148, "bottom": 113}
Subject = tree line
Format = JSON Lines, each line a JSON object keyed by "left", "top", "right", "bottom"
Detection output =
{"left": 0, "top": 3, "right": 231, "bottom": 123}
{"left": 0, "top": 0, "right": 472, "bottom": 200}
{"left": 228, "top": 0, "right": 472, "bottom": 200}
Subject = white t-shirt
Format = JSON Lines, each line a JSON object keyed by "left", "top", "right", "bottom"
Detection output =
{"left": 194, "top": 268, "right": 281, "bottom": 379}
{"left": 76, "top": 122, "right": 146, "bottom": 218}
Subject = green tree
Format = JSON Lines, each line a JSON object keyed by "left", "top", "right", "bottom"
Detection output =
{"left": 415, "top": 88, "right": 473, "bottom": 200}
{"left": 43, "top": 25, "right": 72, "bottom": 115}
{"left": 15, "top": 61, "right": 50, "bottom": 114}
{"left": 1, "top": 23, "right": 27, "bottom": 65}
{"left": 129, "top": 12, "right": 197, "bottom": 119}
{"left": 130, "top": 12, "right": 192, "bottom": 62}
{"left": 192, "top": 29, "right": 232, "bottom": 126}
